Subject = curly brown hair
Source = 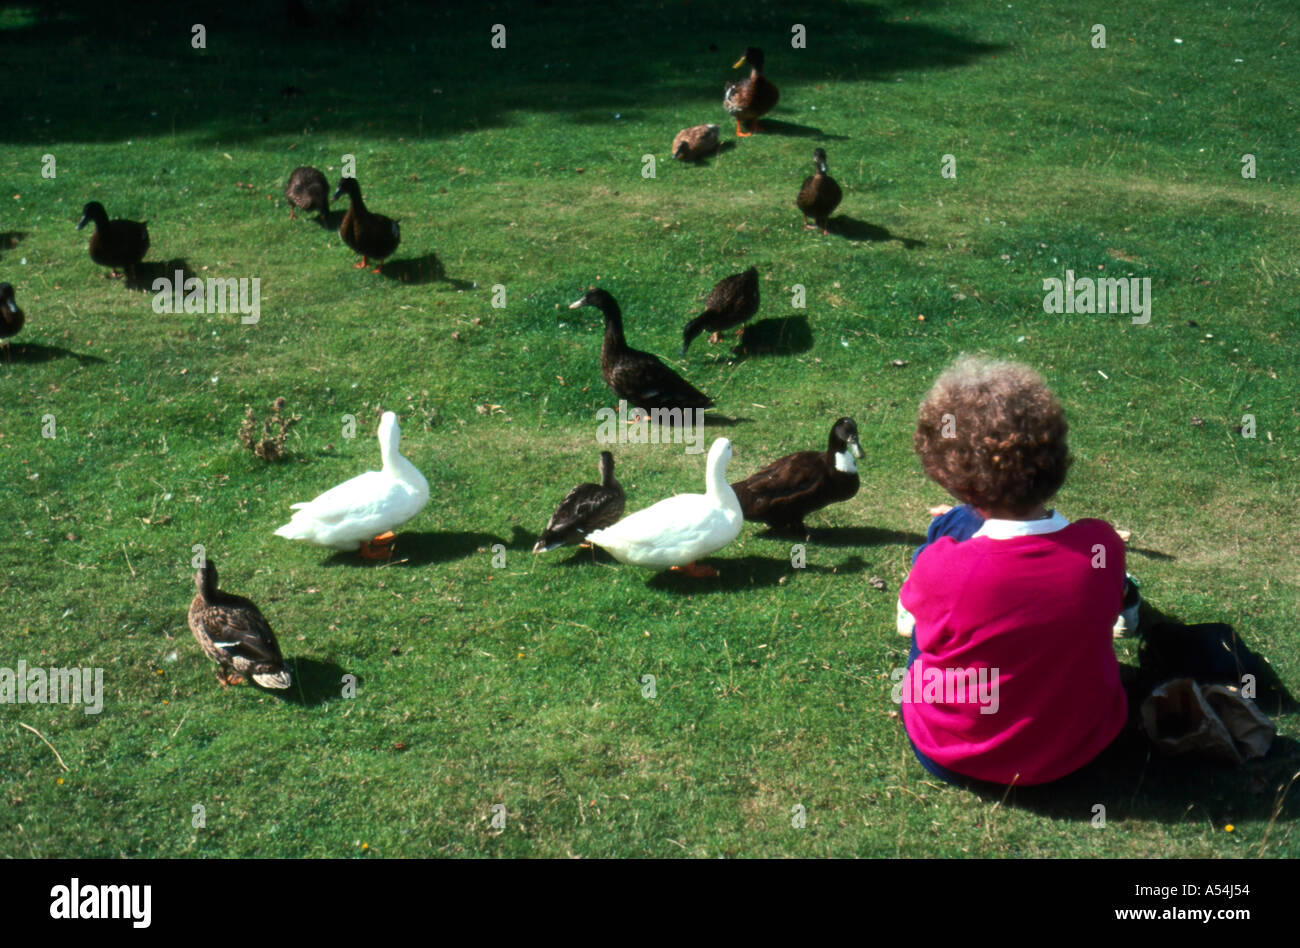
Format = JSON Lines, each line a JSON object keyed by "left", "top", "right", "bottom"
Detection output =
{"left": 913, "top": 356, "right": 1071, "bottom": 512}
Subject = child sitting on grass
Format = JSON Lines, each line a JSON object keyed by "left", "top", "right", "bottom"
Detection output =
{"left": 897, "top": 355, "right": 1129, "bottom": 787}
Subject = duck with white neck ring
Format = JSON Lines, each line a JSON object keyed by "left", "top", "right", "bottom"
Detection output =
{"left": 730, "top": 417, "right": 863, "bottom": 538}
{"left": 274, "top": 411, "right": 429, "bottom": 559}
{"left": 585, "top": 437, "right": 743, "bottom": 578}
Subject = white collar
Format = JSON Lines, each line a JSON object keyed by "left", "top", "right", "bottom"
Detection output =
{"left": 972, "top": 509, "right": 1069, "bottom": 540}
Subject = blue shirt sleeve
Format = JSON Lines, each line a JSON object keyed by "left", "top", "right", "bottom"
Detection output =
{"left": 912, "top": 505, "right": 985, "bottom": 565}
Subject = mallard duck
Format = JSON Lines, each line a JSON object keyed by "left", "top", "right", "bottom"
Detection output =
{"left": 731, "top": 417, "right": 863, "bottom": 536}
{"left": 569, "top": 288, "right": 714, "bottom": 414}
{"left": 0, "top": 283, "right": 23, "bottom": 342}
{"left": 274, "top": 411, "right": 428, "bottom": 559}
{"left": 724, "top": 47, "right": 779, "bottom": 137}
{"left": 681, "top": 266, "right": 760, "bottom": 355}
{"left": 76, "top": 201, "right": 149, "bottom": 279}
{"left": 585, "top": 437, "right": 742, "bottom": 577}
{"left": 187, "top": 558, "right": 292, "bottom": 689}
{"left": 672, "top": 124, "right": 721, "bottom": 161}
{"left": 333, "top": 177, "right": 400, "bottom": 272}
{"left": 533, "top": 451, "right": 626, "bottom": 553}
{"left": 285, "top": 166, "right": 329, "bottom": 220}
{"left": 796, "top": 148, "right": 842, "bottom": 233}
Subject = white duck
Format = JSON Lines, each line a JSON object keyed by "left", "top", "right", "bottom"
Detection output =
{"left": 585, "top": 437, "right": 742, "bottom": 577}
{"left": 274, "top": 411, "right": 428, "bottom": 559}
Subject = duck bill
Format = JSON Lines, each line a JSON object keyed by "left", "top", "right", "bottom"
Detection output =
{"left": 732, "top": 55, "right": 748, "bottom": 68}
{"left": 849, "top": 438, "right": 864, "bottom": 459}
{"left": 75, "top": 214, "right": 90, "bottom": 230}
{"left": 568, "top": 298, "right": 587, "bottom": 309}
{"left": 331, "top": 185, "right": 344, "bottom": 201}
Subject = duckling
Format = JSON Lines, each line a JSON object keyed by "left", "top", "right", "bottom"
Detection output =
{"left": 76, "top": 201, "right": 149, "bottom": 279}
{"left": 730, "top": 417, "right": 863, "bottom": 537}
{"left": 569, "top": 288, "right": 714, "bottom": 414}
{"left": 0, "top": 283, "right": 23, "bottom": 342}
{"left": 533, "top": 451, "right": 626, "bottom": 553}
{"left": 796, "top": 148, "right": 842, "bottom": 234}
{"left": 187, "top": 558, "right": 292, "bottom": 689}
{"left": 285, "top": 166, "right": 329, "bottom": 220}
{"left": 672, "top": 124, "right": 721, "bottom": 161}
{"left": 681, "top": 267, "right": 759, "bottom": 355}
{"left": 333, "top": 177, "right": 400, "bottom": 272}
{"left": 724, "top": 47, "right": 779, "bottom": 137}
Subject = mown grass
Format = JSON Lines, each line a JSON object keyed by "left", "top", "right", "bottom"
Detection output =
{"left": 1, "top": 0, "right": 1297, "bottom": 857}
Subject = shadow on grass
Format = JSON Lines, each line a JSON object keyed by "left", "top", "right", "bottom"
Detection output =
{"left": 126, "top": 258, "right": 194, "bottom": 292}
{"left": 645, "top": 552, "right": 870, "bottom": 592}
{"left": 673, "top": 140, "right": 737, "bottom": 166}
{"left": 0, "top": 231, "right": 28, "bottom": 253}
{"left": 277, "top": 657, "right": 353, "bottom": 706}
{"left": 752, "top": 524, "right": 928, "bottom": 548}
{"left": 755, "top": 119, "right": 850, "bottom": 141}
{"left": 959, "top": 727, "right": 1300, "bottom": 828}
{"left": 385, "top": 530, "right": 505, "bottom": 567}
{"left": 826, "top": 216, "right": 925, "bottom": 248}
{"left": 1128, "top": 544, "right": 1175, "bottom": 562}
{"left": 733, "top": 315, "right": 813, "bottom": 357}
{"left": 1, "top": 2, "right": 1004, "bottom": 145}
{"left": 2, "top": 343, "right": 106, "bottom": 365}
{"left": 555, "top": 545, "right": 618, "bottom": 566}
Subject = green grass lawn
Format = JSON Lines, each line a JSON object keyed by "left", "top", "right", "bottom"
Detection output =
{"left": 2, "top": 0, "right": 1297, "bottom": 857}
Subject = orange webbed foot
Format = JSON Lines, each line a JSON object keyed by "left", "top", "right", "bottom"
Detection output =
{"left": 671, "top": 562, "right": 719, "bottom": 579}
{"left": 359, "top": 532, "right": 397, "bottom": 559}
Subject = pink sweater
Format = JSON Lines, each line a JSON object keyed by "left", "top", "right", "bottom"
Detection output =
{"left": 899, "top": 517, "right": 1128, "bottom": 785}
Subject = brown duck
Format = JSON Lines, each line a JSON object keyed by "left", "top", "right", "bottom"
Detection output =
{"left": 724, "top": 47, "right": 779, "bottom": 137}
{"left": 731, "top": 417, "right": 863, "bottom": 536}
{"left": 76, "top": 201, "right": 149, "bottom": 279}
{"left": 570, "top": 288, "right": 714, "bottom": 414}
{"left": 672, "top": 124, "right": 721, "bottom": 161}
{"left": 285, "top": 166, "right": 329, "bottom": 220}
{"left": 0, "top": 283, "right": 23, "bottom": 342}
{"left": 533, "top": 451, "right": 626, "bottom": 553}
{"left": 796, "top": 148, "right": 842, "bottom": 233}
{"left": 187, "top": 558, "right": 292, "bottom": 689}
{"left": 681, "top": 266, "right": 760, "bottom": 355}
{"left": 334, "top": 177, "right": 401, "bottom": 272}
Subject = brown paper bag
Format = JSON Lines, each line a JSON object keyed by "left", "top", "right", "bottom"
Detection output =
{"left": 1140, "top": 678, "right": 1275, "bottom": 765}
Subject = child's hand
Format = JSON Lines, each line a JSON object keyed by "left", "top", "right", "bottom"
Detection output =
{"left": 928, "top": 504, "right": 954, "bottom": 518}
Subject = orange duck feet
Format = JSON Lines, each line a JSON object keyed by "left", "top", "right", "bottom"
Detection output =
{"left": 671, "top": 562, "right": 718, "bottom": 579}
{"left": 359, "top": 532, "right": 397, "bottom": 559}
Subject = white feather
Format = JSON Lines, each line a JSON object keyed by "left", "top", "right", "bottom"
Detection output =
{"left": 586, "top": 438, "right": 742, "bottom": 568}
{"left": 274, "top": 412, "right": 429, "bottom": 551}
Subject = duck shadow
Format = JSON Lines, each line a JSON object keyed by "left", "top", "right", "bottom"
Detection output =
{"left": 825, "top": 216, "right": 925, "bottom": 248}
{"left": 277, "top": 657, "right": 353, "bottom": 706}
{"left": 703, "top": 413, "right": 748, "bottom": 428}
{"left": 125, "top": 258, "right": 194, "bottom": 292}
{"left": 755, "top": 525, "right": 928, "bottom": 548}
{"left": 733, "top": 315, "right": 813, "bottom": 357}
{"left": 382, "top": 253, "right": 476, "bottom": 290}
{"left": 646, "top": 553, "right": 869, "bottom": 593}
{"left": 757, "top": 120, "right": 850, "bottom": 141}
{"left": 2, "top": 342, "right": 105, "bottom": 365}
{"left": 315, "top": 209, "right": 346, "bottom": 230}
{"left": 0, "top": 231, "right": 28, "bottom": 252}
{"left": 385, "top": 530, "right": 506, "bottom": 567}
